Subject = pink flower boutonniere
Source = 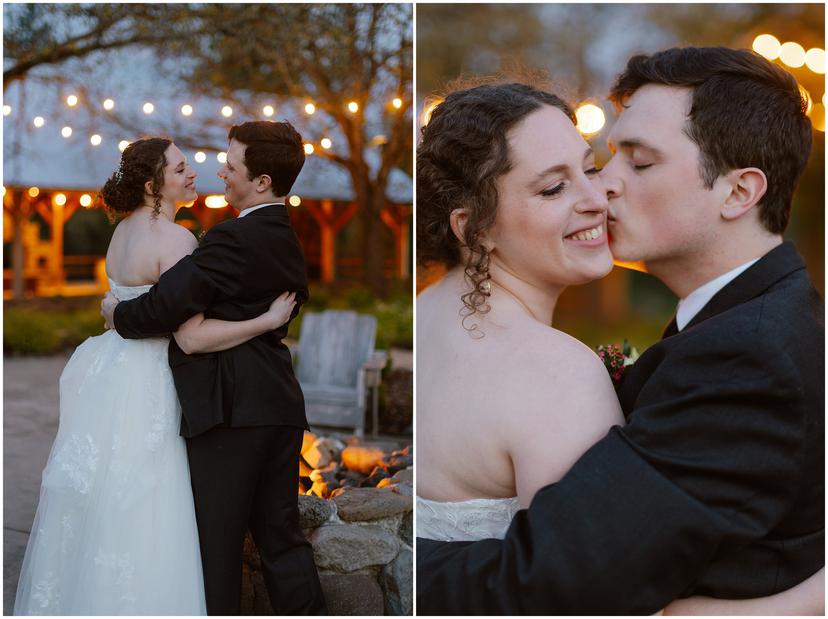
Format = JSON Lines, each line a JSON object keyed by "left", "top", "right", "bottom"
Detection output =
{"left": 595, "top": 339, "right": 640, "bottom": 387}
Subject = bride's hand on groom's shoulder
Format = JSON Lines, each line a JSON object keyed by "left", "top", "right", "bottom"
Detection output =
{"left": 265, "top": 291, "right": 297, "bottom": 330}
{"left": 100, "top": 292, "right": 120, "bottom": 330}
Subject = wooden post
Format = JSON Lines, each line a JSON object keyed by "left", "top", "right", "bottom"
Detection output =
{"left": 320, "top": 200, "right": 335, "bottom": 283}
{"left": 379, "top": 204, "right": 413, "bottom": 280}
{"left": 11, "top": 192, "right": 26, "bottom": 299}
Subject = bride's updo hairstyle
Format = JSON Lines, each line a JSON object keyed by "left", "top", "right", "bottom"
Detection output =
{"left": 99, "top": 137, "right": 172, "bottom": 219}
{"left": 417, "top": 79, "right": 575, "bottom": 320}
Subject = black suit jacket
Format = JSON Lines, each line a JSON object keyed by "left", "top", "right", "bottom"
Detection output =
{"left": 416, "top": 241, "right": 824, "bottom": 615}
{"left": 113, "top": 204, "right": 310, "bottom": 437}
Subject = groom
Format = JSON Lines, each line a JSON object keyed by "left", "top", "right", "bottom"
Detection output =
{"left": 417, "top": 47, "right": 824, "bottom": 613}
{"left": 101, "top": 121, "right": 327, "bottom": 615}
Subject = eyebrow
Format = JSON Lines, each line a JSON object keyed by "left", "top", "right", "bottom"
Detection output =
{"left": 615, "top": 138, "right": 663, "bottom": 156}
{"left": 534, "top": 147, "right": 594, "bottom": 179}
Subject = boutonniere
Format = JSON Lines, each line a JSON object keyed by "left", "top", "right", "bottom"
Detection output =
{"left": 595, "top": 339, "right": 640, "bottom": 387}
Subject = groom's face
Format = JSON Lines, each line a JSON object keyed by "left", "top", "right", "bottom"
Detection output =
{"left": 217, "top": 139, "right": 258, "bottom": 211}
{"left": 602, "top": 85, "right": 723, "bottom": 272}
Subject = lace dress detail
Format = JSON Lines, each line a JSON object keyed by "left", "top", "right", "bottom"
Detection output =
{"left": 417, "top": 496, "right": 521, "bottom": 541}
{"left": 14, "top": 280, "right": 206, "bottom": 615}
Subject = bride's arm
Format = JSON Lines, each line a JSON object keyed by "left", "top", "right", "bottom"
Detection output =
{"left": 662, "top": 568, "right": 824, "bottom": 616}
{"left": 173, "top": 291, "right": 296, "bottom": 354}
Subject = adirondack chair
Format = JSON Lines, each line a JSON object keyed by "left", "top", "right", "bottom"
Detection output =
{"left": 295, "top": 310, "right": 387, "bottom": 436}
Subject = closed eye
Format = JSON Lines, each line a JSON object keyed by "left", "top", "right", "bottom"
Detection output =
{"left": 540, "top": 183, "right": 566, "bottom": 197}
{"left": 585, "top": 167, "right": 602, "bottom": 175}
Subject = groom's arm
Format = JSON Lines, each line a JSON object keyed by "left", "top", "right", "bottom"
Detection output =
{"left": 417, "top": 335, "right": 807, "bottom": 615}
{"left": 114, "top": 225, "right": 245, "bottom": 339}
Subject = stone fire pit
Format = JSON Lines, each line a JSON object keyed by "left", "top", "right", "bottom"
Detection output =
{"left": 242, "top": 433, "right": 413, "bottom": 615}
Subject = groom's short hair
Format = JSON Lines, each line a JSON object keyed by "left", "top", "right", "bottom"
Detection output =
{"left": 228, "top": 121, "right": 305, "bottom": 196}
{"left": 609, "top": 47, "right": 812, "bottom": 234}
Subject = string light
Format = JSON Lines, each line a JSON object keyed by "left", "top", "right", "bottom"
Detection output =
{"left": 3, "top": 105, "right": 11, "bottom": 116}
{"left": 575, "top": 103, "right": 606, "bottom": 136}
{"left": 753, "top": 34, "right": 781, "bottom": 60}
{"left": 90, "top": 134, "right": 102, "bottom": 146}
{"left": 53, "top": 193, "right": 67, "bottom": 206}
{"left": 194, "top": 151, "right": 206, "bottom": 163}
{"left": 320, "top": 138, "right": 332, "bottom": 149}
{"left": 289, "top": 195, "right": 301, "bottom": 207}
{"left": 303, "top": 143, "right": 314, "bottom": 155}
{"left": 61, "top": 126, "right": 73, "bottom": 138}
{"left": 779, "top": 42, "right": 806, "bottom": 68}
{"left": 33, "top": 116, "right": 45, "bottom": 128}
{"left": 103, "top": 98, "right": 115, "bottom": 110}
{"left": 393, "top": 97, "right": 403, "bottom": 109}
{"left": 217, "top": 152, "right": 227, "bottom": 163}
{"left": 181, "top": 104, "right": 193, "bottom": 116}
{"left": 66, "top": 94, "right": 78, "bottom": 107}
{"left": 143, "top": 102, "right": 155, "bottom": 114}
{"left": 80, "top": 194, "right": 93, "bottom": 207}
{"left": 304, "top": 103, "right": 316, "bottom": 115}
{"left": 263, "top": 105, "right": 275, "bottom": 117}
{"left": 347, "top": 101, "right": 359, "bottom": 113}
{"left": 28, "top": 187, "right": 40, "bottom": 198}
{"left": 221, "top": 105, "right": 233, "bottom": 117}
{"left": 119, "top": 140, "right": 129, "bottom": 152}
{"left": 805, "top": 48, "right": 826, "bottom": 74}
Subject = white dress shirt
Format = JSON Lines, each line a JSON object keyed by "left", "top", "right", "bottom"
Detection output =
{"left": 237, "top": 202, "right": 285, "bottom": 218}
{"left": 675, "top": 258, "right": 760, "bottom": 331}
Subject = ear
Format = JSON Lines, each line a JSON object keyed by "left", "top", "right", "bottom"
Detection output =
{"left": 144, "top": 179, "right": 154, "bottom": 197}
{"left": 256, "top": 174, "right": 273, "bottom": 194}
{"left": 721, "top": 167, "right": 767, "bottom": 222}
{"left": 450, "top": 208, "right": 494, "bottom": 253}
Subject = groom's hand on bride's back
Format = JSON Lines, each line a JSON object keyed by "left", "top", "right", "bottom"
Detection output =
{"left": 101, "top": 292, "right": 120, "bottom": 330}
{"left": 265, "top": 291, "right": 297, "bottom": 330}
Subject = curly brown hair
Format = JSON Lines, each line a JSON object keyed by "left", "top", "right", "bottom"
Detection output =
{"left": 99, "top": 137, "right": 172, "bottom": 219}
{"left": 417, "top": 79, "right": 575, "bottom": 325}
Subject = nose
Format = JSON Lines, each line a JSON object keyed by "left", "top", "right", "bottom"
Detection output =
{"left": 575, "top": 176, "right": 609, "bottom": 214}
{"left": 600, "top": 154, "right": 622, "bottom": 201}
{"left": 217, "top": 167, "right": 226, "bottom": 180}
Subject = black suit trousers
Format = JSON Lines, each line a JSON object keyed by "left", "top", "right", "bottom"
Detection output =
{"left": 185, "top": 425, "right": 327, "bottom": 615}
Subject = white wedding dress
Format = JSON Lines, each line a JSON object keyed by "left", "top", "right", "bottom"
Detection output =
{"left": 417, "top": 496, "right": 520, "bottom": 541}
{"left": 14, "top": 281, "right": 207, "bottom": 616}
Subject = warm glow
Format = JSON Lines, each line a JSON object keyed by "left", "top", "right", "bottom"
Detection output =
{"left": 53, "top": 193, "right": 67, "bottom": 206}
{"left": 320, "top": 137, "right": 332, "bottom": 149}
{"left": 805, "top": 48, "right": 826, "bottom": 74}
{"left": 810, "top": 103, "right": 825, "bottom": 132}
{"left": 80, "top": 194, "right": 93, "bottom": 207}
{"left": 66, "top": 94, "right": 78, "bottom": 107}
{"left": 752, "top": 34, "right": 781, "bottom": 60}
{"left": 221, "top": 105, "right": 233, "bottom": 117}
{"left": 204, "top": 195, "right": 228, "bottom": 208}
{"left": 304, "top": 103, "right": 316, "bottom": 115}
{"left": 119, "top": 140, "right": 130, "bottom": 152}
{"left": 575, "top": 103, "right": 606, "bottom": 135}
{"left": 303, "top": 143, "right": 314, "bottom": 155}
{"left": 28, "top": 187, "right": 40, "bottom": 198}
{"left": 217, "top": 152, "right": 227, "bottom": 163}
{"left": 1, "top": 187, "right": 5, "bottom": 197}
{"left": 779, "top": 42, "right": 806, "bottom": 68}
{"left": 103, "top": 98, "right": 115, "bottom": 110}
{"left": 348, "top": 101, "right": 359, "bottom": 113}
{"left": 421, "top": 98, "right": 443, "bottom": 126}
{"left": 194, "top": 151, "right": 207, "bottom": 163}
{"left": 61, "top": 126, "right": 73, "bottom": 138}
{"left": 392, "top": 97, "right": 403, "bottom": 109}
{"left": 289, "top": 195, "right": 301, "bottom": 207}
{"left": 263, "top": 105, "right": 275, "bottom": 117}
{"left": 143, "top": 102, "right": 155, "bottom": 114}
{"left": 800, "top": 85, "right": 813, "bottom": 115}
{"left": 33, "top": 116, "right": 45, "bottom": 128}
{"left": 3, "top": 105, "right": 11, "bottom": 116}
{"left": 90, "top": 134, "right": 102, "bottom": 146}
{"left": 181, "top": 104, "right": 193, "bottom": 116}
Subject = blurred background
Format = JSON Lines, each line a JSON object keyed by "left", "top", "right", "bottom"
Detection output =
{"left": 417, "top": 3, "right": 824, "bottom": 351}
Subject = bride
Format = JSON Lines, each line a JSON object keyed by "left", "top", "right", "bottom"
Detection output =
{"left": 415, "top": 80, "right": 822, "bottom": 614}
{"left": 14, "top": 137, "right": 296, "bottom": 615}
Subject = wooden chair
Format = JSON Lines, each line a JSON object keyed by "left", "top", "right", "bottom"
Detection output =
{"left": 295, "top": 310, "right": 387, "bottom": 436}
